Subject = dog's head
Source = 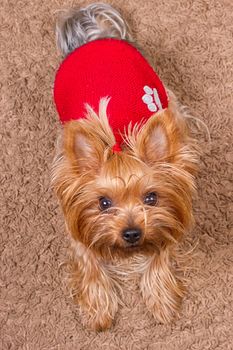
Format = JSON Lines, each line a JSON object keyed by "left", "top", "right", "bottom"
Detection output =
{"left": 52, "top": 99, "right": 198, "bottom": 258}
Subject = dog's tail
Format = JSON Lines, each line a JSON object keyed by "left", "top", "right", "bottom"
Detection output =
{"left": 56, "top": 3, "right": 132, "bottom": 57}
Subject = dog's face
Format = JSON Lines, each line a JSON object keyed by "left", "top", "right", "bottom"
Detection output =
{"left": 52, "top": 102, "right": 197, "bottom": 258}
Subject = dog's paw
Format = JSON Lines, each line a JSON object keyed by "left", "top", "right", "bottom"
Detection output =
{"left": 140, "top": 252, "right": 186, "bottom": 324}
{"left": 144, "top": 288, "right": 184, "bottom": 323}
{"left": 88, "top": 314, "right": 113, "bottom": 331}
{"left": 74, "top": 277, "right": 118, "bottom": 331}
{"left": 141, "top": 276, "right": 185, "bottom": 324}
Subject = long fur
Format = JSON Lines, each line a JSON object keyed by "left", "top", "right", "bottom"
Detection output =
{"left": 52, "top": 3, "right": 199, "bottom": 330}
{"left": 52, "top": 97, "right": 198, "bottom": 329}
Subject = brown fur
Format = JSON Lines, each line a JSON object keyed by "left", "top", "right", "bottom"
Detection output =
{"left": 51, "top": 94, "right": 198, "bottom": 330}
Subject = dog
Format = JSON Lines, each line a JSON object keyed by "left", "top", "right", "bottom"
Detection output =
{"left": 51, "top": 3, "right": 198, "bottom": 330}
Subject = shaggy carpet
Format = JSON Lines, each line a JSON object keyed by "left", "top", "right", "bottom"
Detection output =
{"left": 1, "top": 0, "right": 232, "bottom": 349}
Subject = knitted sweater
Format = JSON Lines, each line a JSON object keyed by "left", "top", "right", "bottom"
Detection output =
{"left": 54, "top": 39, "right": 168, "bottom": 146}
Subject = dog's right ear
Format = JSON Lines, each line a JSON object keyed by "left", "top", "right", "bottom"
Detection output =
{"left": 133, "top": 109, "right": 181, "bottom": 165}
{"left": 63, "top": 120, "right": 106, "bottom": 173}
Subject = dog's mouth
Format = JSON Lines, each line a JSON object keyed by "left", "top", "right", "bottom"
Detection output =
{"left": 112, "top": 240, "right": 142, "bottom": 251}
{"left": 125, "top": 242, "right": 141, "bottom": 249}
{"left": 122, "top": 240, "right": 144, "bottom": 253}
{"left": 120, "top": 244, "right": 142, "bottom": 256}
{"left": 107, "top": 239, "right": 158, "bottom": 258}
{"left": 122, "top": 239, "right": 160, "bottom": 255}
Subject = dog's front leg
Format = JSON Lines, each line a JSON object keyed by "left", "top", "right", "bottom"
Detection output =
{"left": 70, "top": 242, "right": 119, "bottom": 331}
{"left": 140, "top": 248, "right": 185, "bottom": 323}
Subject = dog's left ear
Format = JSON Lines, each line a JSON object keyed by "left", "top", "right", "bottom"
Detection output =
{"left": 134, "top": 109, "right": 184, "bottom": 164}
{"left": 63, "top": 120, "right": 106, "bottom": 173}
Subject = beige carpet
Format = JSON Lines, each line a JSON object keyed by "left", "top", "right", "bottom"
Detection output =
{"left": 1, "top": 0, "right": 233, "bottom": 349}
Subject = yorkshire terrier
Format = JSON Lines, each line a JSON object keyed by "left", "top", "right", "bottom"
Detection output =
{"left": 52, "top": 3, "right": 198, "bottom": 330}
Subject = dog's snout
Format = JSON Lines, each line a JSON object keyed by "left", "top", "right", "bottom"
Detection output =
{"left": 122, "top": 228, "right": 141, "bottom": 244}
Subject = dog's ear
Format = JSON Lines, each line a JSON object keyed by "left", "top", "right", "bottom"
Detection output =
{"left": 63, "top": 120, "right": 106, "bottom": 172}
{"left": 134, "top": 109, "right": 185, "bottom": 165}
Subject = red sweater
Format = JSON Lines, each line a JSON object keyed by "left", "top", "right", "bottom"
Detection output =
{"left": 54, "top": 39, "right": 168, "bottom": 147}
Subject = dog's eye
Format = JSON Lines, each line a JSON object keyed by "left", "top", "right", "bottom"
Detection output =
{"left": 143, "top": 192, "right": 158, "bottom": 206}
{"left": 99, "top": 197, "right": 112, "bottom": 211}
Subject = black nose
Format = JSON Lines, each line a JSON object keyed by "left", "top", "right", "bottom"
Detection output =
{"left": 122, "top": 228, "right": 141, "bottom": 244}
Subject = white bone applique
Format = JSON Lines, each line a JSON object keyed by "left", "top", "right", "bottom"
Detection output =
{"left": 142, "top": 85, "right": 163, "bottom": 112}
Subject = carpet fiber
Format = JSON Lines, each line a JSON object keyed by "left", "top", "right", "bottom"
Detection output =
{"left": 1, "top": 0, "right": 233, "bottom": 349}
